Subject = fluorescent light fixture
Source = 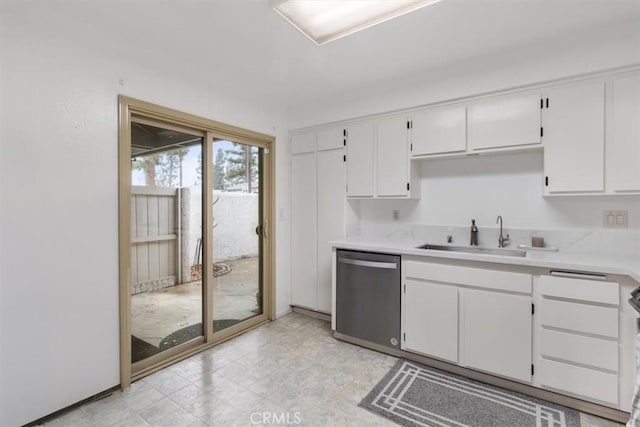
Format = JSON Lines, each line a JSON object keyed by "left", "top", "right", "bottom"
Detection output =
{"left": 271, "top": 0, "right": 442, "bottom": 45}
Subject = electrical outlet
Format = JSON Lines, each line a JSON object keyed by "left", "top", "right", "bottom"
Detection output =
{"left": 392, "top": 209, "right": 400, "bottom": 221}
{"left": 603, "top": 210, "right": 628, "bottom": 229}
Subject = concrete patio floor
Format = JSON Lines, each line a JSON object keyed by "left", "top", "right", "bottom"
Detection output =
{"left": 131, "top": 257, "right": 260, "bottom": 347}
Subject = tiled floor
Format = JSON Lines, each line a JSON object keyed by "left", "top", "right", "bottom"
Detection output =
{"left": 43, "top": 312, "right": 623, "bottom": 426}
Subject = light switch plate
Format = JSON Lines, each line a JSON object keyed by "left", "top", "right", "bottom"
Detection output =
{"left": 603, "top": 210, "right": 628, "bottom": 228}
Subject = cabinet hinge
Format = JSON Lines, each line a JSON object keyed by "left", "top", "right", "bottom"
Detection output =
{"left": 540, "top": 127, "right": 544, "bottom": 138}
{"left": 532, "top": 303, "right": 535, "bottom": 315}
{"left": 403, "top": 332, "right": 406, "bottom": 342}
{"left": 531, "top": 364, "right": 535, "bottom": 376}
{"left": 343, "top": 139, "right": 346, "bottom": 146}
{"left": 343, "top": 155, "right": 346, "bottom": 162}
{"left": 343, "top": 129, "right": 346, "bottom": 137}
{"left": 407, "top": 183, "right": 410, "bottom": 191}
{"left": 407, "top": 121, "right": 410, "bottom": 129}
{"left": 546, "top": 98, "right": 549, "bottom": 108}
{"left": 540, "top": 99, "right": 543, "bottom": 109}
{"left": 410, "top": 143, "right": 413, "bottom": 152}
{"left": 545, "top": 176, "right": 549, "bottom": 187}
{"left": 404, "top": 283, "right": 406, "bottom": 293}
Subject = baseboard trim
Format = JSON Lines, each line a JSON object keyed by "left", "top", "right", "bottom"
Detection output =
{"left": 333, "top": 331, "right": 630, "bottom": 425}
{"left": 276, "top": 307, "right": 293, "bottom": 319}
{"left": 23, "top": 385, "right": 120, "bottom": 427}
{"left": 291, "top": 305, "right": 331, "bottom": 322}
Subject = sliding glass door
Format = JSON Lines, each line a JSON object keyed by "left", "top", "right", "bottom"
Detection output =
{"left": 129, "top": 120, "right": 205, "bottom": 368}
{"left": 119, "top": 97, "right": 274, "bottom": 384}
{"left": 210, "top": 140, "right": 264, "bottom": 334}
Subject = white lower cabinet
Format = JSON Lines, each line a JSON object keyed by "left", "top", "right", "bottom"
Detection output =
{"left": 461, "top": 288, "right": 532, "bottom": 383}
{"left": 290, "top": 152, "right": 317, "bottom": 309}
{"left": 403, "top": 280, "right": 458, "bottom": 363}
{"left": 403, "top": 260, "right": 532, "bottom": 383}
{"left": 536, "top": 274, "right": 621, "bottom": 406}
{"left": 316, "top": 149, "right": 345, "bottom": 312}
{"left": 401, "top": 259, "right": 634, "bottom": 411}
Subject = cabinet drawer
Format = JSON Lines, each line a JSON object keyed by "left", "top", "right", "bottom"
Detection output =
{"left": 539, "top": 275, "right": 619, "bottom": 305}
{"left": 405, "top": 261, "right": 531, "bottom": 294}
{"left": 538, "top": 358, "right": 618, "bottom": 405}
{"left": 540, "top": 299, "right": 618, "bottom": 338}
{"left": 540, "top": 328, "right": 618, "bottom": 371}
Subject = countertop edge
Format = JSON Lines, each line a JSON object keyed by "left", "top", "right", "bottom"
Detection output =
{"left": 332, "top": 240, "right": 640, "bottom": 284}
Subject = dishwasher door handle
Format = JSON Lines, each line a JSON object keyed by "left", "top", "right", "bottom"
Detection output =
{"left": 337, "top": 257, "right": 398, "bottom": 269}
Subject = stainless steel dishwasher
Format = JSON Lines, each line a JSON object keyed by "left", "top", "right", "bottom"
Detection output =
{"left": 336, "top": 249, "right": 401, "bottom": 350}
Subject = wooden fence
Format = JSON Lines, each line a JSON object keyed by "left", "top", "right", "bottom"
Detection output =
{"left": 130, "top": 186, "right": 179, "bottom": 294}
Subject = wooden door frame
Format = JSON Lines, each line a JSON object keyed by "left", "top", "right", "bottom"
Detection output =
{"left": 118, "top": 96, "right": 276, "bottom": 387}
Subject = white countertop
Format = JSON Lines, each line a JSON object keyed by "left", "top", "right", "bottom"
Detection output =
{"left": 332, "top": 237, "right": 640, "bottom": 283}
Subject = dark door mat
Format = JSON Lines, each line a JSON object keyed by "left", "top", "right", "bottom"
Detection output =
{"left": 132, "top": 319, "right": 247, "bottom": 363}
{"left": 360, "top": 359, "right": 581, "bottom": 427}
{"left": 131, "top": 335, "right": 160, "bottom": 363}
{"left": 158, "top": 319, "right": 244, "bottom": 350}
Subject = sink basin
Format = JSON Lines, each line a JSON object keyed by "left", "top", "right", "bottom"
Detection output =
{"left": 417, "top": 244, "right": 527, "bottom": 257}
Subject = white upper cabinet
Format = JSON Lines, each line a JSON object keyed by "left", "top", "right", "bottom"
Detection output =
{"left": 468, "top": 92, "right": 542, "bottom": 150}
{"left": 376, "top": 115, "right": 410, "bottom": 197}
{"left": 317, "top": 127, "right": 345, "bottom": 151}
{"left": 544, "top": 81, "right": 605, "bottom": 194}
{"left": 291, "top": 132, "right": 316, "bottom": 154}
{"left": 411, "top": 105, "right": 466, "bottom": 156}
{"left": 346, "top": 122, "right": 375, "bottom": 197}
{"left": 608, "top": 75, "right": 640, "bottom": 193}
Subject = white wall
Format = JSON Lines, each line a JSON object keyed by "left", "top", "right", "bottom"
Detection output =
{"left": 187, "top": 190, "right": 261, "bottom": 265}
{"left": 288, "top": 20, "right": 640, "bottom": 128}
{"left": 0, "top": 19, "right": 290, "bottom": 427}
{"left": 359, "top": 152, "right": 640, "bottom": 230}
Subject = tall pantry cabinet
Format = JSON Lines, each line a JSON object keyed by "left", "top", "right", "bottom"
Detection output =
{"left": 290, "top": 129, "right": 346, "bottom": 313}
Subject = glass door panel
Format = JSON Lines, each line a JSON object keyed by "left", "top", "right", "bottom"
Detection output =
{"left": 130, "top": 121, "right": 204, "bottom": 365}
{"left": 210, "top": 140, "right": 263, "bottom": 333}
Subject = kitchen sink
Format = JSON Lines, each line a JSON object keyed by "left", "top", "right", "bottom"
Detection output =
{"left": 417, "top": 243, "right": 527, "bottom": 257}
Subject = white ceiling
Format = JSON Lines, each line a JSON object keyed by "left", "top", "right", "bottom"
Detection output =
{"left": 4, "top": 0, "right": 640, "bottom": 112}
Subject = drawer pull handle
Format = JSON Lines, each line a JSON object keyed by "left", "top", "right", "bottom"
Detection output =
{"left": 550, "top": 270, "right": 607, "bottom": 281}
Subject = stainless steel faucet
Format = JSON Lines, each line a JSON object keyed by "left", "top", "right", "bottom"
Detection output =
{"left": 496, "top": 215, "right": 510, "bottom": 248}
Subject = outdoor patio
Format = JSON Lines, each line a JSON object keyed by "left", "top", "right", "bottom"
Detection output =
{"left": 131, "top": 256, "right": 260, "bottom": 359}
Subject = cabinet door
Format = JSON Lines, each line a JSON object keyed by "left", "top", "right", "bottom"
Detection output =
{"left": 290, "top": 153, "right": 317, "bottom": 309}
{"left": 318, "top": 127, "right": 345, "bottom": 151}
{"left": 462, "top": 289, "right": 532, "bottom": 383}
{"left": 316, "top": 149, "right": 345, "bottom": 313}
{"left": 404, "top": 280, "right": 458, "bottom": 363}
{"left": 376, "top": 116, "right": 409, "bottom": 197}
{"left": 544, "top": 81, "right": 605, "bottom": 193}
{"left": 609, "top": 75, "right": 640, "bottom": 192}
{"left": 468, "top": 92, "right": 541, "bottom": 150}
{"left": 411, "top": 105, "right": 466, "bottom": 155}
{"left": 346, "top": 122, "right": 375, "bottom": 197}
{"left": 291, "top": 132, "right": 316, "bottom": 154}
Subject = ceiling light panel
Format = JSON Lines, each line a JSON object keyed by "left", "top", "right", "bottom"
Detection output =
{"left": 272, "top": 0, "right": 442, "bottom": 45}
